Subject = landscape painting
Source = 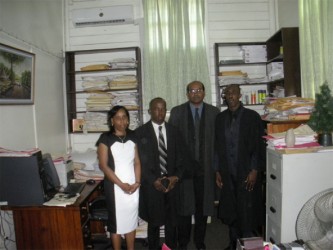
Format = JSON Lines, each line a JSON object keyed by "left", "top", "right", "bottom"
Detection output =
{"left": 0, "top": 43, "right": 35, "bottom": 104}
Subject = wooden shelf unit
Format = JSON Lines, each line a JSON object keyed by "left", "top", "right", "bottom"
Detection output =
{"left": 214, "top": 27, "right": 301, "bottom": 114}
{"left": 65, "top": 47, "right": 143, "bottom": 133}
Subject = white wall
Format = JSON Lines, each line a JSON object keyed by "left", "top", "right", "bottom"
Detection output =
{"left": 0, "top": 0, "right": 67, "bottom": 154}
{"left": 276, "top": 0, "right": 299, "bottom": 29}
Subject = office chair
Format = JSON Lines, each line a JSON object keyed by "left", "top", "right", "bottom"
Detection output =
{"left": 88, "top": 195, "right": 112, "bottom": 248}
{"left": 89, "top": 195, "right": 148, "bottom": 249}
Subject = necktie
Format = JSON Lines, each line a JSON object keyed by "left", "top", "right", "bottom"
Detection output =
{"left": 194, "top": 108, "right": 200, "bottom": 161}
{"left": 158, "top": 126, "right": 168, "bottom": 176}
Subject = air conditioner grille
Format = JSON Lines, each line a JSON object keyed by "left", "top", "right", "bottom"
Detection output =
{"left": 76, "top": 19, "right": 126, "bottom": 27}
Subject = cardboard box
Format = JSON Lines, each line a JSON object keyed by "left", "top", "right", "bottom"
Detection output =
{"left": 267, "top": 62, "right": 284, "bottom": 74}
{"left": 237, "top": 237, "right": 264, "bottom": 250}
{"left": 72, "top": 119, "right": 85, "bottom": 132}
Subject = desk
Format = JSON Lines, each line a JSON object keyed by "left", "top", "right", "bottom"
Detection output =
{"left": 3, "top": 181, "right": 102, "bottom": 250}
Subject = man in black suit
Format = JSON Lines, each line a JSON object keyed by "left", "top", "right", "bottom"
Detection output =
{"left": 168, "top": 81, "right": 220, "bottom": 250}
{"left": 135, "top": 97, "right": 185, "bottom": 250}
{"left": 215, "top": 84, "right": 265, "bottom": 250}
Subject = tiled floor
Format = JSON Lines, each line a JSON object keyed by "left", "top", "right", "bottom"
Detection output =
{"left": 93, "top": 216, "right": 230, "bottom": 250}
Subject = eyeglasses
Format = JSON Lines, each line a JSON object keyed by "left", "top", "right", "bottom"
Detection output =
{"left": 188, "top": 88, "right": 204, "bottom": 94}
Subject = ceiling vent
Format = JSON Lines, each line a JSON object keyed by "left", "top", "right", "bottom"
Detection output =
{"left": 72, "top": 5, "right": 134, "bottom": 27}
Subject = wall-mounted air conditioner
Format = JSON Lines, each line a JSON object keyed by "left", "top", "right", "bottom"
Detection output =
{"left": 72, "top": 5, "right": 134, "bottom": 28}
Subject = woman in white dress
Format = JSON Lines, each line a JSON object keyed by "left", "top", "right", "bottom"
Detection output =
{"left": 96, "top": 105, "right": 141, "bottom": 250}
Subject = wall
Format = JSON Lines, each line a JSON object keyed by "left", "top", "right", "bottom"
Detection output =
{"left": 66, "top": 0, "right": 285, "bottom": 151}
{"left": 65, "top": 0, "right": 142, "bottom": 151}
{"left": 276, "top": 0, "right": 299, "bottom": 29}
{"left": 0, "top": 1, "right": 66, "bottom": 249}
{"left": 206, "top": 0, "right": 277, "bottom": 105}
{"left": 0, "top": 0, "right": 67, "bottom": 154}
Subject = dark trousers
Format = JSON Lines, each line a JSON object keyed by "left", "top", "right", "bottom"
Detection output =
{"left": 228, "top": 224, "right": 255, "bottom": 250}
{"left": 148, "top": 223, "right": 177, "bottom": 250}
{"left": 148, "top": 192, "right": 177, "bottom": 250}
{"left": 178, "top": 175, "right": 207, "bottom": 249}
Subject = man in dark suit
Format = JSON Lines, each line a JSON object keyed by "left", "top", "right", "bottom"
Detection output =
{"left": 168, "top": 81, "right": 220, "bottom": 250}
{"left": 215, "top": 84, "right": 265, "bottom": 250}
{"left": 135, "top": 97, "right": 185, "bottom": 250}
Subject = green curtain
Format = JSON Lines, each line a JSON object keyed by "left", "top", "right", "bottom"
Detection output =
{"left": 299, "top": 0, "right": 333, "bottom": 98}
{"left": 142, "top": 0, "right": 211, "bottom": 110}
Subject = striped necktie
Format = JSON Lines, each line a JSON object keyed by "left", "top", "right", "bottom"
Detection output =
{"left": 158, "top": 126, "right": 168, "bottom": 176}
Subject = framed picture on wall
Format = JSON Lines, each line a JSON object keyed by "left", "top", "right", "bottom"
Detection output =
{"left": 0, "top": 43, "right": 35, "bottom": 104}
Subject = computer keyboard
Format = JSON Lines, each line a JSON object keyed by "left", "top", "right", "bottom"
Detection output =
{"left": 63, "top": 182, "right": 85, "bottom": 195}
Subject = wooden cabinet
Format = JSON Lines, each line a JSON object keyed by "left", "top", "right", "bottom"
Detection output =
{"left": 65, "top": 47, "right": 143, "bottom": 133}
{"left": 266, "top": 27, "right": 301, "bottom": 97}
{"left": 266, "top": 149, "right": 333, "bottom": 244}
{"left": 214, "top": 28, "right": 301, "bottom": 114}
{"left": 8, "top": 181, "right": 102, "bottom": 249}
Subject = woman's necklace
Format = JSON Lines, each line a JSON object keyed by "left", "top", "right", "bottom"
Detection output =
{"left": 115, "top": 134, "right": 126, "bottom": 143}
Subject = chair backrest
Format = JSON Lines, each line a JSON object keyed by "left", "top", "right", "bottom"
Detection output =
{"left": 89, "top": 196, "right": 108, "bottom": 221}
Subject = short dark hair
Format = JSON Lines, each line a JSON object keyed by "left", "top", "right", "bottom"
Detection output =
{"left": 186, "top": 81, "right": 205, "bottom": 93}
{"left": 224, "top": 84, "right": 241, "bottom": 93}
{"left": 149, "top": 97, "right": 166, "bottom": 110}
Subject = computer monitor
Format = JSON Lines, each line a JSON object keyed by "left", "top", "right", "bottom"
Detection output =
{"left": 41, "top": 153, "right": 61, "bottom": 195}
{"left": 0, "top": 150, "right": 47, "bottom": 206}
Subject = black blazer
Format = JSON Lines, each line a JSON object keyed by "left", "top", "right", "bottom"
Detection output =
{"left": 135, "top": 121, "right": 185, "bottom": 225}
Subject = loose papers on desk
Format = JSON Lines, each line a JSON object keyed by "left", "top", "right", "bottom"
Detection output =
{"left": 44, "top": 193, "right": 80, "bottom": 207}
{"left": 265, "top": 124, "right": 318, "bottom": 149}
{"left": 70, "top": 150, "right": 104, "bottom": 181}
{"left": 74, "top": 169, "right": 104, "bottom": 181}
{"left": 0, "top": 147, "right": 40, "bottom": 157}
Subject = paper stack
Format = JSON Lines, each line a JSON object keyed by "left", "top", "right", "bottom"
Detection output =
{"left": 264, "top": 124, "right": 319, "bottom": 149}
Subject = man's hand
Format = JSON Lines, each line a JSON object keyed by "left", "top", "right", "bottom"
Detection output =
{"left": 165, "top": 176, "right": 179, "bottom": 192}
{"left": 216, "top": 172, "right": 223, "bottom": 189}
{"left": 245, "top": 169, "right": 257, "bottom": 191}
{"left": 153, "top": 178, "right": 167, "bottom": 192}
